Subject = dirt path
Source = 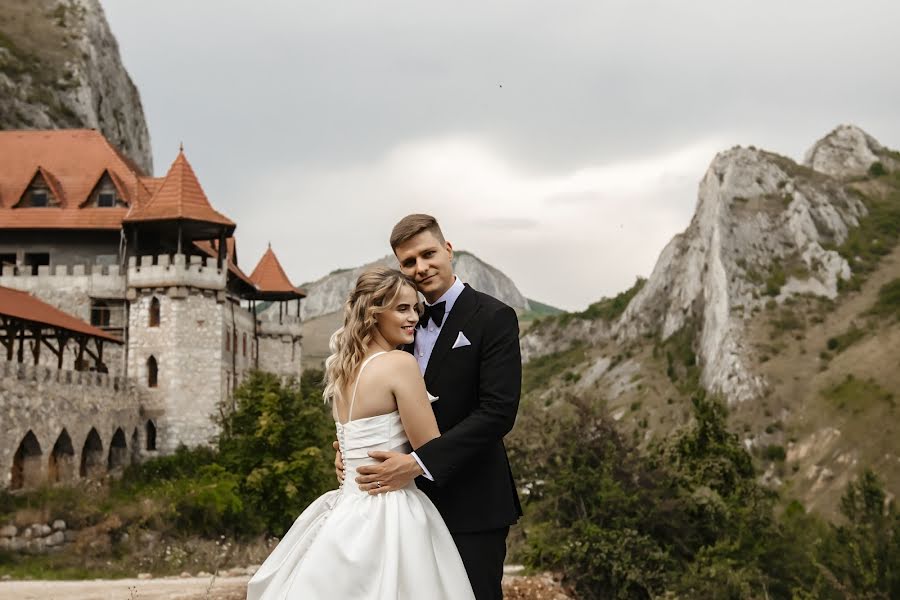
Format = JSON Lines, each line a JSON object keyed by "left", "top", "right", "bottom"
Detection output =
{"left": 0, "top": 572, "right": 573, "bottom": 600}
{"left": 0, "top": 575, "right": 249, "bottom": 600}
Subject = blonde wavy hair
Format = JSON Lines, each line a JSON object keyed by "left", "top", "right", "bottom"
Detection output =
{"left": 323, "top": 267, "right": 418, "bottom": 404}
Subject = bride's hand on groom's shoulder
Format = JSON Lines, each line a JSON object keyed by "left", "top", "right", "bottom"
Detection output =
{"left": 356, "top": 451, "right": 423, "bottom": 495}
{"left": 333, "top": 440, "right": 344, "bottom": 483}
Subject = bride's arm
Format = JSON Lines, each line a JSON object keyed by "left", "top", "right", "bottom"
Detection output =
{"left": 390, "top": 351, "right": 440, "bottom": 450}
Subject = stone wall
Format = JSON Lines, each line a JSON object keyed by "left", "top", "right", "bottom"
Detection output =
{"left": 0, "top": 252, "right": 306, "bottom": 474}
{"left": 127, "top": 288, "right": 225, "bottom": 453}
{"left": 0, "top": 262, "right": 128, "bottom": 375}
{"left": 256, "top": 317, "right": 303, "bottom": 380}
{"left": 0, "top": 360, "right": 145, "bottom": 490}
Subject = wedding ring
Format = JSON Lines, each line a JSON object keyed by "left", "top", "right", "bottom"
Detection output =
{"left": 376, "top": 481, "right": 382, "bottom": 488}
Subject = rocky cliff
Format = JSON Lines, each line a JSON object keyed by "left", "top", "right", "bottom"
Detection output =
{"left": 526, "top": 125, "right": 898, "bottom": 403}
{"left": 298, "top": 250, "right": 530, "bottom": 321}
{"left": 0, "top": 0, "right": 152, "bottom": 172}
{"left": 520, "top": 124, "right": 900, "bottom": 517}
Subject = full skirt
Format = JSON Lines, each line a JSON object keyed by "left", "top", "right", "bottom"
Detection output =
{"left": 246, "top": 486, "right": 475, "bottom": 600}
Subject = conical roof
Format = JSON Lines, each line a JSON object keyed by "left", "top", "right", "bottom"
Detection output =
{"left": 123, "top": 149, "right": 234, "bottom": 228}
{"left": 249, "top": 244, "right": 305, "bottom": 298}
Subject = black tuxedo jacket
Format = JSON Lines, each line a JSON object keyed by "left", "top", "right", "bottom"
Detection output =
{"left": 411, "top": 284, "right": 523, "bottom": 534}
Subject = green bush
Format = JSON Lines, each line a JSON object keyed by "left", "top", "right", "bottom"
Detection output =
{"left": 868, "top": 278, "right": 900, "bottom": 320}
{"left": 763, "top": 445, "right": 786, "bottom": 462}
{"left": 868, "top": 161, "right": 887, "bottom": 177}
{"left": 110, "top": 369, "right": 335, "bottom": 537}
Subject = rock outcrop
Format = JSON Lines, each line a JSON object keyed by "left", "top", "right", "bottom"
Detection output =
{"left": 0, "top": 0, "right": 152, "bottom": 172}
{"left": 524, "top": 125, "right": 889, "bottom": 405}
{"left": 298, "top": 251, "right": 530, "bottom": 321}
{"left": 803, "top": 124, "right": 885, "bottom": 179}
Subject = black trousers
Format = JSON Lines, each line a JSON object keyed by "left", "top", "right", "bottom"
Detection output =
{"left": 451, "top": 527, "right": 509, "bottom": 600}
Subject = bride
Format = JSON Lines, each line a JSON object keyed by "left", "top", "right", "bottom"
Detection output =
{"left": 247, "top": 267, "right": 475, "bottom": 600}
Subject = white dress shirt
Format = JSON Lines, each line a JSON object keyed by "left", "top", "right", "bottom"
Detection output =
{"left": 414, "top": 276, "right": 465, "bottom": 374}
{"left": 411, "top": 276, "right": 465, "bottom": 481}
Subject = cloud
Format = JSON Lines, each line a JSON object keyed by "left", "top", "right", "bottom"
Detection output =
{"left": 234, "top": 135, "right": 724, "bottom": 310}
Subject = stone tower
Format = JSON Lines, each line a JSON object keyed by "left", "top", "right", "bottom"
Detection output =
{"left": 123, "top": 150, "right": 237, "bottom": 452}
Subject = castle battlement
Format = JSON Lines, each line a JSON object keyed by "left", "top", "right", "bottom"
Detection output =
{"left": 0, "top": 263, "right": 126, "bottom": 298}
{"left": 0, "top": 359, "right": 135, "bottom": 393}
{"left": 258, "top": 317, "right": 303, "bottom": 338}
{"left": 127, "top": 254, "right": 226, "bottom": 291}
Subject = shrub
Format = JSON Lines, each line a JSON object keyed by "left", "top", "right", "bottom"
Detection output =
{"left": 867, "top": 278, "right": 900, "bottom": 320}
{"left": 764, "top": 445, "right": 786, "bottom": 462}
{"left": 868, "top": 161, "right": 887, "bottom": 177}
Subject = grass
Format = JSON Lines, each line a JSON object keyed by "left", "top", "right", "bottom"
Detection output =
{"left": 822, "top": 374, "right": 895, "bottom": 414}
{"left": 534, "top": 277, "right": 646, "bottom": 330}
{"left": 866, "top": 278, "right": 900, "bottom": 321}
{"left": 833, "top": 173, "right": 900, "bottom": 291}
{"left": 522, "top": 342, "right": 587, "bottom": 395}
{"left": 0, "top": 551, "right": 132, "bottom": 580}
{"left": 518, "top": 298, "right": 564, "bottom": 322}
{"left": 825, "top": 325, "right": 867, "bottom": 354}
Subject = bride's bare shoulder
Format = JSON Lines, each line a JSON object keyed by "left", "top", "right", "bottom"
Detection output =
{"left": 379, "top": 350, "right": 418, "bottom": 371}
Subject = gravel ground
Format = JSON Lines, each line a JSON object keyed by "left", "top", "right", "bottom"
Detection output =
{"left": 0, "top": 572, "right": 573, "bottom": 600}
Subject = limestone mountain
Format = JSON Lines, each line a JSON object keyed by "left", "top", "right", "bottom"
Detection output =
{"left": 294, "top": 250, "right": 534, "bottom": 366}
{"left": 0, "top": 0, "right": 152, "bottom": 172}
{"left": 521, "top": 124, "right": 900, "bottom": 518}
{"left": 299, "top": 250, "right": 530, "bottom": 321}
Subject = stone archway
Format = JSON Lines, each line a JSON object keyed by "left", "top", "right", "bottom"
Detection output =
{"left": 48, "top": 429, "right": 75, "bottom": 484}
{"left": 79, "top": 428, "right": 104, "bottom": 479}
{"left": 11, "top": 431, "right": 42, "bottom": 490}
{"left": 107, "top": 428, "right": 128, "bottom": 472}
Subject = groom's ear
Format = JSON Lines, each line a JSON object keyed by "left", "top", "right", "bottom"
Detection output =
{"left": 445, "top": 240, "right": 453, "bottom": 259}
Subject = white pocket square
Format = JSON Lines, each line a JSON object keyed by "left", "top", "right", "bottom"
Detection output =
{"left": 452, "top": 332, "right": 471, "bottom": 349}
{"left": 427, "top": 391, "right": 439, "bottom": 403}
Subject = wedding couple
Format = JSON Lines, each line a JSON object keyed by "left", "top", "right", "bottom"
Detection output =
{"left": 247, "top": 214, "right": 523, "bottom": 600}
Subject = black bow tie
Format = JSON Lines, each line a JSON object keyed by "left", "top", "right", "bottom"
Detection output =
{"left": 419, "top": 301, "right": 446, "bottom": 329}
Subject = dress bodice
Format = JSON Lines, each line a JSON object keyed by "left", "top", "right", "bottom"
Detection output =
{"left": 336, "top": 410, "right": 411, "bottom": 496}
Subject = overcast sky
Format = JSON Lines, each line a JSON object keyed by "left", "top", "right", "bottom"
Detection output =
{"left": 103, "top": 1, "right": 900, "bottom": 310}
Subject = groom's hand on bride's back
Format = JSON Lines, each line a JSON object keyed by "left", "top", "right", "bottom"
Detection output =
{"left": 333, "top": 440, "right": 344, "bottom": 483}
{"left": 356, "top": 451, "right": 424, "bottom": 495}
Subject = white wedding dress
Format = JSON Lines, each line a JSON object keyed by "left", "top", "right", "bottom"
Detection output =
{"left": 246, "top": 352, "right": 475, "bottom": 600}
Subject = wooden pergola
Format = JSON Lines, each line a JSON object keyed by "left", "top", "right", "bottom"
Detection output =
{"left": 0, "top": 286, "right": 122, "bottom": 372}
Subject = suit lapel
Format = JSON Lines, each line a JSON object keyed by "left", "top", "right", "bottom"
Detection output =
{"left": 424, "top": 285, "right": 479, "bottom": 388}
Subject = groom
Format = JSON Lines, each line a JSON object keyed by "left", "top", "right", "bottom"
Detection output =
{"left": 350, "top": 213, "right": 523, "bottom": 599}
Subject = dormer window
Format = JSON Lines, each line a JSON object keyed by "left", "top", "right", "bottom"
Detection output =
{"left": 15, "top": 168, "right": 62, "bottom": 208}
{"left": 30, "top": 190, "right": 49, "bottom": 207}
{"left": 98, "top": 192, "right": 116, "bottom": 207}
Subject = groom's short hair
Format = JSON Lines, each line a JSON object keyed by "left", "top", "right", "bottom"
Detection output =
{"left": 390, "top": 214, "right": 446, "bottom": 250}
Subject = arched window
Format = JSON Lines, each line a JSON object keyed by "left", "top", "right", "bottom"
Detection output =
{"left": 149, "top": 297, "right": 160, "bottom": 327}
{"left": 147, "top": 355, "right": 158, "bottom": 388}
{"left": 145, "top": 420, "right": 157, "bottom": 451}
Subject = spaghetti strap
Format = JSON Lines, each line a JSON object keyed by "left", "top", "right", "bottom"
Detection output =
{"left": 348, "top": 351, "right": 388, "bottom": 422}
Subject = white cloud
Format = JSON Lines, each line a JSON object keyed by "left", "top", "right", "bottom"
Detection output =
{"left": 236, "top": 135, "right": 725, "bottom": 310}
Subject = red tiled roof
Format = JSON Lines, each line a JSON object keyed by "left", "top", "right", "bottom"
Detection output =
{"left": 249, "top": 245, "right": 306, "bottom": 297}
{"left": 0, "top": 208, "right": 130, "bottom": 229}
{"left": 0, "top": 129, "right": 143, "bottom": 206}
{"left": 124, "top": 150, "right": 234, "bottom": 227}
{"left": 0, "top": 285, "right": 122, "bottom": 343}
{"left": 0, "top": 129, "right": 144, "bottom": 230}
{"left": 194, "top": 239, "right": 256, "bottom": 289}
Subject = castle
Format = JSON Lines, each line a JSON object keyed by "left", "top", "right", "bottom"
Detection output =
{"left": 0, "top": 129, "right": 305, "bottom": 490}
